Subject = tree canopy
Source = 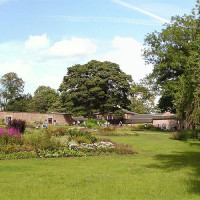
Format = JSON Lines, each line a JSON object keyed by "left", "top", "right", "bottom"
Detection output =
{"left": 143, "top": 1, "right": 200, "bottom": 128}
{"left": 129, "top": 81, "right": 155, "bottom": 114}
{"left": 59, "top": 60, "right": 132, "bottom": 118}
{"left": 0, "top": 72, "right": 25, "bottom": 110}
{"left": 28, "top": 86, "right": 59, "bottom": 113}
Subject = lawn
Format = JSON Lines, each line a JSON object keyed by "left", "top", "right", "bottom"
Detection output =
{"left": 0, "top": 131, "right": 200, "bottom": 200}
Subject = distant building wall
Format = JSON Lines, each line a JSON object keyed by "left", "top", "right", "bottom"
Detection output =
{"left": 153, "top": 119, "right": 178, "bottom": 130}
{"left": 124, "top": 113, "right": 134, "bottom": 119}
{"left": 0, "top": 111, "right": 73, "bottom": 126}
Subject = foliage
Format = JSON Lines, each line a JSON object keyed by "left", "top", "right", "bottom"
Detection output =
{"left": 11, "top": 119, "right": 26, "bottom": 133}
{"left": 131, "top": 124, "right": 164, "bottom": 131}
{"left": 0, "top": 120, "right": 6, "bottom": 125}
{"left": 129, "top": 81, "right": 155, "bottom": 114}
{"left": 49, "top": 127, "right": 68, "bottom": 136}
{"left": 59, "top": 60, "right": 132, "bottom": 118}
{"left": 67, "top": 129, "right": 97, "bottom": 144}
{"left": 170, "top": 129, "right": 200, "bottom": 140}
{"left": 37, "top": 148, "right": 85, "bottom": 158}
{"left": 0, "top": 151, "right": 37, "bottom": 160}
{"left": 0, "top": 128, "right": 21, "bottom": 145}
{"left": 0, "top": 72, "right": 25, "bottom": 110}
{"left": 5, "top": 94, "right": 32, "bottom": 112}
{"left": 143, "top": 2, "right": 200, "bottom": 128}
{"left": 24, "top": 129, "right": 61, "bottom": 150}
{"left": 85, "top": 119, "right": 105, "bottom": 128}
{"left": 28, "top": 86, "right": 59, "bottom": 113}
{"left": 113, "top": 109, "right": 125, "bottom": 119}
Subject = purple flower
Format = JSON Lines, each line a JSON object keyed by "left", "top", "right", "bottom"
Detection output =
{"left": 0, "top": 128, "right": 21, "bottom": 138}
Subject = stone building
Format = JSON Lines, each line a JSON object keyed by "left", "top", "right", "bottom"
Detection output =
{"left": 123, "top": 111, "right": 178, "bottom": 130}
{"left": 0, "top": 111, "right": 74, "bottom": 126}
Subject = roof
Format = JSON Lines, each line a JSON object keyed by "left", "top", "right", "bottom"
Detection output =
{"left": 72, "top": 117, "right": 88, "bottom": 121}
{"left": 152, "top": 115, "right": 177, "bottom": 120}
{"left": 122, "top": 109, "right": 138, "bottom": 115}
{"left": 123, "top": 119, "right": 153, "bottom": 124}
{"left": 129, "top": 114, "right": 154, "bottom": 119}
{"left": 126, "top": 113, "right": 176, "bottom": 124}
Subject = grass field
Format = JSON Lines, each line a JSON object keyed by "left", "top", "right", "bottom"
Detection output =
{"left": 0, "top": 131, "right": 200, "bottom": 200}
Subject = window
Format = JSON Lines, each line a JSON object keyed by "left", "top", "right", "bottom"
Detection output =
{"left": 97, "top": 115, "right": 102, "bottom": 120}
{"left": 48, "top": 118, "right": 53, "bottom": 124}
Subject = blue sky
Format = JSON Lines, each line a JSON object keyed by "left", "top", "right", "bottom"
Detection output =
{"left": 0, "top": 0, "right": 197, "bottom": 94}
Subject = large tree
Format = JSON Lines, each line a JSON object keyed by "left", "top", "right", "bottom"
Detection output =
{"left": 143, "top": 1, "right": 200, "bottom": 128}
{"left": 0, "top": 72, "right": 25, "bottom": 110}
{"left": 59, "top": 60, "right": 132, "bottom": 118}
{"left": 6, "top": 93, "right": 32, "bottom": 112}
{"left": 129, "top": 81, "right": 155, "bottom": 114}
{"left": 28, "top": 86, "right": 59, "bottom": 113}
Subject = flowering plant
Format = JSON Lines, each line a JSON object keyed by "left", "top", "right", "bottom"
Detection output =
{"left": 0, "top": 128, "right": 21, "bottom": 138}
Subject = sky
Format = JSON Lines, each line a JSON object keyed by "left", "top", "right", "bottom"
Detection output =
{"left": 0, "top": 0, "right": 197, "bottom": 94}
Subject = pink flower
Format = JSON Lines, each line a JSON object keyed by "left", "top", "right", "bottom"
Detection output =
{"left": 0, "top": 128, "right": 21, "bottom": 138}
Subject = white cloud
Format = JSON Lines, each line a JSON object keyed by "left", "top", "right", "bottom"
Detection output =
{"left": 25, "top": 34, "right": 50, "bottom": 50}
{"left": 0, "top": 35, "right": 152, "bottom": 94}
{"left": 47, "top": 37, "right": 97, "bottom": 59}
{"left": 112, "top": 0, "right": 170, "bottom": 23}
{"left": 0, "top": 61, "right": 32, "bottom": 77}
{"left": 94, "top": 36, "right": 152, "bottom": 82}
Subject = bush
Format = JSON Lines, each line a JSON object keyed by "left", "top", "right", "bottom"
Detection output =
{"left": 24, "top": 129, "right": 61, "bottom": 150}
{"left": 0, "top": 128, "right": 22, "bottom": 145}
{"left": 0, "top": 120, "right": 6, "bottom": 126}
{"left": 85, "top": 119, "right": 106, "bottom": 128}
{"left": 11, "top": 119, "right": 26, "bottom": 133}
{"left": 67, "top": 129, "right": 97, "bottom": 143}
{"left": 170, "top": 129, "right": 200, "bottom": 140}
{"left": 95, "top": 138, "right": 137, "bottom": 155}
{"left": 50, "top": 127, "right": 68, "bottom": 136}
{"left": 113, "top": 143, "right": 137, "bottom": 155}
{"left": 131, "top": 124, "right": 163, "bottom": 131}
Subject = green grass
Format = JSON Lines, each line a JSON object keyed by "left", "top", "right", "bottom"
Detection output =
{"left": 1, "top": 131, "right": 200, "bottom": 199}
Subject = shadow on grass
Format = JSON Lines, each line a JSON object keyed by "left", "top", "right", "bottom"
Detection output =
{"left": 146, "top": 151, "right": 200, "bottom": 195}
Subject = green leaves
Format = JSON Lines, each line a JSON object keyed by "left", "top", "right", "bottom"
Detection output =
{"left": 144, "top": 1, "right": 200, "bottom": 128}
{"left": 59, "top": 60, "right": 132, "bottom": 118}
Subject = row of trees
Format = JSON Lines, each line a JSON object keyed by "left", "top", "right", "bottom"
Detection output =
{"left": 143, "top": 0, "right": 200, "bottom": 128}
{"left": 0, "top": 61, "right": 155, "bottom": 118}
{"left": 0, "top": 72, "right": 60, "bottom": 113}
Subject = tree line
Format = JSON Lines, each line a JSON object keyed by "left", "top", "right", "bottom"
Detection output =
{"left": 143, "top": 0, "right": 200, "bottom": 128}
{"left": 0, "top": 60, "right": 155, "bottom": 118}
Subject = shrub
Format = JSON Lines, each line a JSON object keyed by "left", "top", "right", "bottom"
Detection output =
{"left": 92, "top": 138, "right": 136, "bottom": 155}
{"left": 113, "top": 143, "right": 137, "bottom": 154}
{"left": 98, "top": 127, "right": 115, "bottom": 134}
{"left": 170, "top": 129, "right": 200, "bottom": 140}
{"left": 24, "top": 129, "right": 61, "bottom": 150}
{"left": 85, "top": 119, "right": 106, "bottom": 128}
{"left": 131, "top": 124, "right": 163, "bottom": 131}
{"left": 50, "top": 127, "right": 68, "bottom": 136}
{"left": 0, "top": 128, "right": 22, "bottom": 145}
{"left": 0, "top": 120, "right": 6, "bottom": 126}
{"left": 67, "top": 129, "right": 97, "bottom": 143}
{"left": 11, "top": 119, "right": 26, "bottom": 133}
